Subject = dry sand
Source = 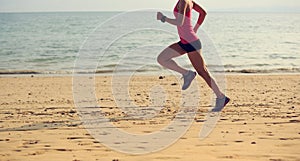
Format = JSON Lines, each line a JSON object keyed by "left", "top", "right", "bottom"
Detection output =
{"left": 0, "top": 74, "right": 299, "bottom": 161}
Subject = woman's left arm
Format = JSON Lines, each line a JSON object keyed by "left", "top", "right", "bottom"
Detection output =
{"left": 157, "top": 0, "right": 188, "bottom": 26}
{"left": 192, "top": 1, "right": 207, "bottom": 33}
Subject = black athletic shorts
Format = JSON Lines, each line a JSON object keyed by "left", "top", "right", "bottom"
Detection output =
{"left": 178, "top": 39, "right": 202, "bottom": 53}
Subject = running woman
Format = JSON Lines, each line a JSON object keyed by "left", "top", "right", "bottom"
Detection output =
{"left": 156, "top": 0, "right": 230, "bottom": 112}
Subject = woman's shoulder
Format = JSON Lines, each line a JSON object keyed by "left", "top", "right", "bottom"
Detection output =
{"left": 178, "top": 0, "right": 193, "bottom": 7}
{"left": 178, "top": 0, "right": 189, "bottom": 4}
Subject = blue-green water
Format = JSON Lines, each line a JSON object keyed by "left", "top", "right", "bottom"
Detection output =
{"left": 0, "top": 11, "right": 299, "bottom": 74}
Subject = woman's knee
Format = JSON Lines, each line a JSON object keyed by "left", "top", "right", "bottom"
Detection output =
{"left": 157, "top": 43, "right": 184, "bottom": 65}
{"left": 195, "top": 65, "right": 209, "bottom": 76}
{"left": 157, "top": 48, "right": 172, "bottom": 64}
{"left": 157, "top": 52, "right": 167, "bottom": 65}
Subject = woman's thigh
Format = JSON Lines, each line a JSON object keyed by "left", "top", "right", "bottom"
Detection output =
{"left": 187, "top": 50, "right": 207, "bottom": 72}
{"left": 157, "top": 42, "right": 186, "bottom": 61}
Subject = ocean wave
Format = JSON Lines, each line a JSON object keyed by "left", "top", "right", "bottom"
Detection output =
{"left": 1, "top": 67, "right": 300, "bottom": 75}
{"left": 0, "top": 70, "right": 41, "bottom": 75}
{"left": 225, "top": 68, "right": 300, "bottom": 73}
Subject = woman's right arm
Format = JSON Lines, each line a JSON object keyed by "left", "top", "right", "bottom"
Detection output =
{"left": 192, "top": 1, "right": 207, "bottom": 33}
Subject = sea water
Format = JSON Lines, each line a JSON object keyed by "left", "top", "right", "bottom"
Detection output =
{"left": 0, "top": 11, "right": 299, "bottom": 75}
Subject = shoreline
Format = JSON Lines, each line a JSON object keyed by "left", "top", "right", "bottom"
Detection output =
{"left": 0, "top": 67, "right": 299, "bottom": 76}
{"left": 0, "top": 72, "right": 300, "bottom": 78}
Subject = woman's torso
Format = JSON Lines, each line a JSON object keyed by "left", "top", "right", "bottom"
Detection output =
{"left": 173, "top": 0, "right": 198, "bottom": 44}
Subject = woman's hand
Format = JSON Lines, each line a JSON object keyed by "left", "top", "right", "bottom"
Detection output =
{"left": 157, "top": 12, "right": 164, "bottom": 21}
{"left": 193, "top": 25, "right": 200, "bottom": 33}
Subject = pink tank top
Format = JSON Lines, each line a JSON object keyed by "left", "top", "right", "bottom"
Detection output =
{"left": 173, "top": 0, "right": 199, "bottom": 44}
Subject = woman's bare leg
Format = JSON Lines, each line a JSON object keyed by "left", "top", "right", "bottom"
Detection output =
{"left": 187, "top": 49, "right": 225, "bottom": 98}
{"left": 157, "top": 43, "right": 188, "bottom": 75}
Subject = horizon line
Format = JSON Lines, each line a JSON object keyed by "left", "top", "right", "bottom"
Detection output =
{"left": 0, "top": 10, "right": 299, "bottom": 14}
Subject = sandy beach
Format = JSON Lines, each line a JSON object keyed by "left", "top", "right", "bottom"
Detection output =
{"left": 0, "top": 74, "right": 299, "bottom": 161}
